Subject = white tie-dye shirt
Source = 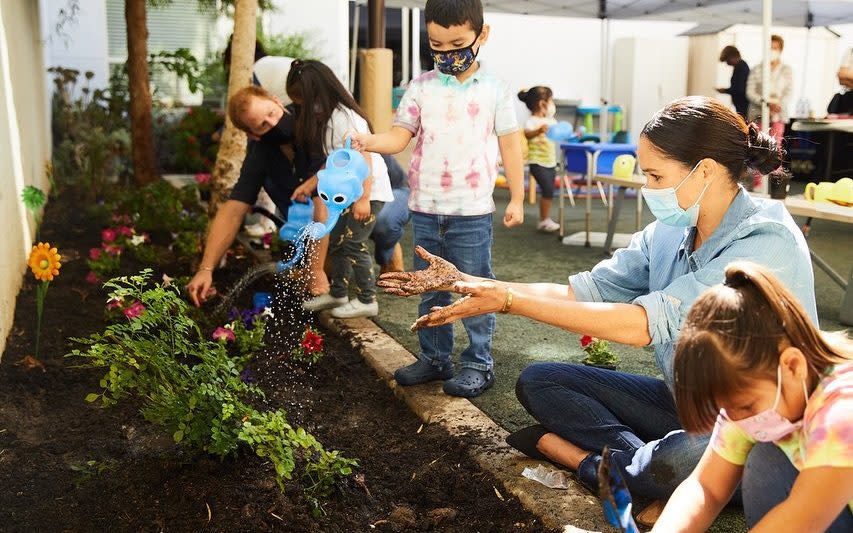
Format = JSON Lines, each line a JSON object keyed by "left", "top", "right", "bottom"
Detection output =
{"left": 394, "top": 68, "right": 519, "bottom": 216}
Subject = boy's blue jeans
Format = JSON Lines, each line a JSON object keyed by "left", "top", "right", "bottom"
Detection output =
{"left": 412, "top": 212, "right": 495, "bottom": 372}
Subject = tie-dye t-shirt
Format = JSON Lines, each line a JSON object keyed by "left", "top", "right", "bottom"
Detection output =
{"left": 393, "top": 68, "right": 519, "bottom": 216}
{"left": 711, "top": 360, "right": 853, "bottom": 512}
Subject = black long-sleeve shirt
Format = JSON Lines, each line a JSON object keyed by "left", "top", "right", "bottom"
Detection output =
{"left": 721, "top": 60, "right": 750, "bottom": 118}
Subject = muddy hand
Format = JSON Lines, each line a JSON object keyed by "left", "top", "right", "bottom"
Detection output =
{"left": 410, "top": 281, "right": 505, "bottom": 330}
{"left": 378, "top": 245, "right": 463, "bottom": 297}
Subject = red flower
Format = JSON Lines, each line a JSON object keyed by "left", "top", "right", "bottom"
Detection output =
{"left": 101, "top": 228, "right": 117, "bottom": 242}
{"left": 212, "top": 326, "right": 235, "bottom": 342}
{"left": 194, "top": 173, "right": 211, "bottom": 185}
{"left": 103, "top": 244, "right": 123, "bottom": 256}
{"left": 89, "top": 248, "right": 102, "bottom": 260}
{"left": 85, "top": 271, "right": 101, "bottom": 285}
{"left": 301, "top": 329, "right": 324, "bottom": 353}
{"left": 580, "top": 335, "right": 594, "bottom": 348}
{"left": 117, "top": 226, "right": 134, "bottom": 237}
{"left": 123, "top": 301, "right": 146, "bottom": 319}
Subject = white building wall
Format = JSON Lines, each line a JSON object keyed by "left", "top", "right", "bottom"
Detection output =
{"left": 0, "top": 0, "right": 51, "bottom": 359}
{"left": 260, "top": 0, "right": 350, "bottom": 86}
{"left": 44, "top": 0, "right": 110, "bottom": 94}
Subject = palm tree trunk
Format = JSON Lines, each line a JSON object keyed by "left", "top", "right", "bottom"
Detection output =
{"left": 125, "top": 0, "right": 158, "bottom": 185}
{"left": 209, "top": 0, "right": 258, "bottom": 219}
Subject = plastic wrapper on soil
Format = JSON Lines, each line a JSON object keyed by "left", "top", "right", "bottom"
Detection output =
{"left": 522, "top": 464, "right": 571, "bottom": 489}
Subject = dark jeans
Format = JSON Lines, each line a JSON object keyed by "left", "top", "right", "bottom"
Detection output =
{"left": 516, "top": 362, "right": 708, "bottom": 500}
{"left": 743, "top": 443, "right": 853, "bottom": 531}
{"left": 370, "top": 187, "right": 411, "bottom": 265}
{"left": 412, "top": 212, "right": 495, "bottom": 371}
{"left": 329, "top": 201, "right": 384, "bottom": 303}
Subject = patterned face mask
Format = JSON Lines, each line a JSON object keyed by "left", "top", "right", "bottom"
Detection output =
{"left": 430, "top": 36, "right": 480, "bottom": 75}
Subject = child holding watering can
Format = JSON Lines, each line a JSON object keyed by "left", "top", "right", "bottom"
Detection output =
{"left": 654, "top": 262, "right": 853, "bottom": 532}
{"left": 287, "top": 60, "right": 393, "bottom": 319}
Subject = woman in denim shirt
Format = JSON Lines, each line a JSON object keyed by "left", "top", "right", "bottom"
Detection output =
{"left": 378, "top": 96, "right": 817, "bottom": 518}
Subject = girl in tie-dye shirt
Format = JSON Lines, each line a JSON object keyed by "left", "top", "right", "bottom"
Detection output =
{"left": 652, "top": 262, "right": 853, "bottom": 532}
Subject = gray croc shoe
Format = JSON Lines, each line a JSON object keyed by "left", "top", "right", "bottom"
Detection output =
{"left": 442, "top": 368, "right": 494, "bottom": 398}
{"left": 394, "top": 359, "right": 454, "bottom": 386}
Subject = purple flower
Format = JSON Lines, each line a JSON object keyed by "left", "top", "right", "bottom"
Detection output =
{"left": 239, "top": 369, "right": 256, "bottom": 383}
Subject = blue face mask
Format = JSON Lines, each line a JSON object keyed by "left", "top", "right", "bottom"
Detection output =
{"left": 641, "top": 162, "right": 710, "bottom": 227}
{"left": 430, "top": 37, "right": 479, "bottom": 75}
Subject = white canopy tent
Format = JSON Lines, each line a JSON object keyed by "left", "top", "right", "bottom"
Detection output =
{"left": 385, "top": 0, "right": 853, "bottom": 188}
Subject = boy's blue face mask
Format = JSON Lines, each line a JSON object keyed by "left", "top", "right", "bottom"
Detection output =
{"left": 430, "top": 36, "right": 479, "bottom": 75}
{"left": 641, "top": 161, "right": 711, "bottom": 227}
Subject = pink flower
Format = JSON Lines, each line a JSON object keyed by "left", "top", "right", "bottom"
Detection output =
{"left": 194, "top": 173, "right": 211, "bottom": 185}
{"left": 85, "top": 271, "right": 101, "bottom": 285}
{"left": 89, "top": 248, "right": 102, "bottom": 260}
{"left": 212, "top": 327, "right": 235, "bottom": 342}
{"left": 262, "top": 232, "right": 273, "bottom": 247}
{"left": 103, "top": 244, "right": 123, "bottom": 256}
{"left": 106, "top": 297, "right": 123, "bottom": 310}
{"left": 122, "top": 301, "right": 146, "bottom": 319}
{"left": 580, "top": 335, "right": 594, "bottom": 348}
{"left": 117, "top": 226, "right": 134, "bottom": 237}
{"left": 101, "top": 228, "right": 117, "bottom": 243}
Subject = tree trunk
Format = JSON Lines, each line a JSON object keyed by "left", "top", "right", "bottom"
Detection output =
{"left": 209, "top": 0, "right": 258, "bottom": 219}
{"left": 125, "top": 0, "right": 158, "bottom": 185}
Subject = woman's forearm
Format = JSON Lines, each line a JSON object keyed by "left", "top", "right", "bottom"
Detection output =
{"left": 460, "top": 274, "right": 575, "bottom": 301}
{"left": 511, "top": 291, "right": 652, "bottom": 346}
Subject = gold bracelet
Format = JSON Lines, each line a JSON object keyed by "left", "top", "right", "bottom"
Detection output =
{"left": 199, "top": 265, "right": 214, "bottom": 272}
{"left": 500, "top": 288, "right": 514, "bottom": 314}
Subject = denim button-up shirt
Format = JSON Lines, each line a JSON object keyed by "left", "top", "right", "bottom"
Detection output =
{"left": 569, "top": 188, "right": 818, "bottom": 388}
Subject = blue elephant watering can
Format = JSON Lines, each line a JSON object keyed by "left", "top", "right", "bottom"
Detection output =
{"left": 276, "top": 138, "right": 369, "bottom": 272}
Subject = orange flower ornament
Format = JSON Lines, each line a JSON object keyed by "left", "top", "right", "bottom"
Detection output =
{"left": 28, "top": 242, "right": 61, "bottom": 281}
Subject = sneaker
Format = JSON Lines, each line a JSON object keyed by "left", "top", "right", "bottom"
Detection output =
{"left": 394, "top": 359, "right": 454, "bottom": 386}
{"left": 303, "top": 293, "right": 348, "bottom": 312}
{"left": 537, "top": 218, "right": 560, "bottom": 232}
{"left": 443, "top": 368, "right": 494, "bottom": 398}
{"left": 244, "top": 223, "right": 270, "bottom": 238}
{"left": 329, "top": 298, "right": 379, "bottom": 318}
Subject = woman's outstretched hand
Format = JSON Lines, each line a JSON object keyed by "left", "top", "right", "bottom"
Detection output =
{"left": 410, "top": 281, "right": 507, "bottom": 331}
{"left": 377, "top": 245, "right": 464, "bottom": 297}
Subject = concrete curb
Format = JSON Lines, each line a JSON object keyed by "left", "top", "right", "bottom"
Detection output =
{"left": 318, "top": 313, "right": 610, "bottom": 532}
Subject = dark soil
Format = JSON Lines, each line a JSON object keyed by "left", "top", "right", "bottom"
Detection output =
{"left": 0, "top": 193, "right": 554, "bottom": 533}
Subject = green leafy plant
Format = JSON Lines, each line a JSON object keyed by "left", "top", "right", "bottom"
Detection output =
{"left": 21, "top": 186, "right": 47, "bottom": 226}
{"left": 258, "top": 30, "right": 317, "bottom": 60}
{"left": 150, "top": 48, "right": 204, "bottom": 94}
{"left": 69, "top": 459, "right": 116, "bottom": 487}
{"left": 49, "top": 67, "right": 130, "bottom": 199}
{"left": 69, "top": 270, "right": 355, "bottom": 494}
{"left": 580, "top": 335, "right": 620, "bottom": 368}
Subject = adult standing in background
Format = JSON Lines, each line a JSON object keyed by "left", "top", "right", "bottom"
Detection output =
{"left": 716, "top": 46, "right": 750, "bottom": 119}
{"left": 746, "top": 34, "right": 793, "bottom": 143}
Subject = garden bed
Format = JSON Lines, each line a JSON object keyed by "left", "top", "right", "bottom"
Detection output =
{"left": 0, "top": 193, "right": 553, "bottom": 532}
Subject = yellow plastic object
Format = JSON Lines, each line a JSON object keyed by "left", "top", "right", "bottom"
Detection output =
{"left": 828, "top": 177, "right": 853, "bottom": 206}
{"left": 612, "top": 154, "right": 636, "bottom": 180}
{"left": 495, "top": 174, "right": 507, "bottom": 188}
{"left": 805, "top": 181, "right": 835, "bottom": 202}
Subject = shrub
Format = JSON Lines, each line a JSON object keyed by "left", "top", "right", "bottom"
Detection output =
{"left": 69, "top": 270, "right": 356, "bottom": 493}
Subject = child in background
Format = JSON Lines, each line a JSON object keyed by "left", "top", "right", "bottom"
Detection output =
{"left": 351, "top": 0, "right": 525, "bottom": 398}
{"left": 287, "top": 60, "right": 394, "bottom": 319}
{"left": 519, "top": 86, "right": 559, "bottom": 232}
{"left": 653, "top": 262, "right": 853, "bottom": 532}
